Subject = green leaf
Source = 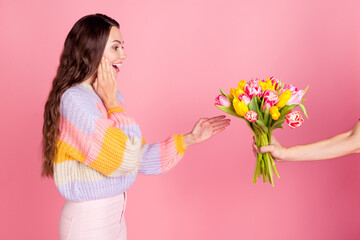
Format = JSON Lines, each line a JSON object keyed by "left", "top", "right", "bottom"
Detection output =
{"left": 301, "top": 99, "right": 307, "bottom": 103}
{"left": 303, "top": 85, "right": 309, "bottom": 95}
{"left": 299, "top": 103, "right": 309, "bottom": 119}
{"left": 280, "top": 104, "right": 297, "bottom": 118}
{"left": 249, "top": 96, "right": 263, "bottom": 120}
{"left": 216, "top": 105, "right": 244, "bottom": 119}
{"left": 263, "top": 107, "right": 270, "bottom": 125}
{"left": 272, "top": 119, "right": 285, "bottom": 130}
{"left": 248, "top": 97, "right": 257, "bottom": 112}
{"left": 255, "top": 120, "right": 268, "bottom": 133}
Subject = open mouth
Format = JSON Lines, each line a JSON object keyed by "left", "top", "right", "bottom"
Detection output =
{"left": 112, "top": 63, "right": 122, "bottom": 72}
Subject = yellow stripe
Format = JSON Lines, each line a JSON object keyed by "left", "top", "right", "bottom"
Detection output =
{"left": 174, "top": 134, "right": 187, "bottom": 156}
{"left": 55, "top": 140, "right": 86, "bottom": 163}
{"left": 88, "top": 127, "right": 128, "bottom": 176}
{"left": 107, "top": 106, "right": 124, "bottom": 116}
{"left": 142, "top": 137, "right": 146, "bottom": 144}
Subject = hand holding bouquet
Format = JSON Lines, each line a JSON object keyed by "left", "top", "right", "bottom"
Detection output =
{"left": 215, "top": 77, "right": 308, "bottom": 186}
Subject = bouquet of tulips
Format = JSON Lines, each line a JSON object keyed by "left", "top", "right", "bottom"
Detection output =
{"left": 215, "top": 77, "right": 308, "bottom": 186}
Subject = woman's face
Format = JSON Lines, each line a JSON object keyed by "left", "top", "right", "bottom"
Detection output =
{"left": 102, "top": 26, "right": 126, "bottom": 77}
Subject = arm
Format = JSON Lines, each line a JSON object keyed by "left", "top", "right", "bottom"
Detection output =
{"left": 138, "top": 116, "right": 231, "bottom": 175}
{"left": 256, "top": 121, "right": 360, "bottom": 161}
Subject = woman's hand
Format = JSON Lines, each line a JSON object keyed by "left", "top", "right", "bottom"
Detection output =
{"left": 252, "top": 136, "right": 289, "bottom": 161}
{"left": 93, "top": 57, "right": 119, "bottom": 111}
{"left": 183, "top": 115, "right": 231, "bottom": 147}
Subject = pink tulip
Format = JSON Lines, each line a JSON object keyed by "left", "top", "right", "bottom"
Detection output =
{"left": 281, "top": 84, "right": 304, "bottom": 105}
{"left": 262, "top": 100, "right": 272, "bottom": 111}
{"left": 239, "top": 93, "right": 251, "bottom": 105}
{"left": 249, "top": 77, "right": 261, "bottom": 85}
{"left": 244, "top": 110, "right": 258, "bottom": 122}
{"left": 215, "top": 95, "right": 231, "bottom": 107}
{"left": 245, "top": 83, "right": 262, "bottom": 98}
{"left": 286, "top": 111, "right": 304, "bottom": 129}
{"left": 263, "top": 90, "right": 279, "bottom": 106}
{"left": 269, "top": 76, "right": 280, "bottom": 89}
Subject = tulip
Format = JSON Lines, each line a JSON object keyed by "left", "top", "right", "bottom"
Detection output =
{"left": 269, "top": 106, "right": 281, "bottom": 120}
{"left": 230, "top": 87, "right": 245, "bottom": 99}
{"left": 238, "top": 80, "right": 247, "bottom": 91}
{"left": 233, "top": 98, "right": 249, "bottom": 116}
{"left": 286, "top": 111, "right": 304, "bottom": 129}
{"left": 263, "top": 90, "right": 279, "bottom": 106}
{"left": 239, "top": 93, "right": 251, "bottom": 105}
{"left": 259, "top": 78, "right": 277, "bottom": 92}
{"left": 215, "top": 95, "right": 231, "bottom": 107}
{"left": 287, "top": 90, "right": 304, "bottom": 105}
{"left": 263, "top": 100, "right": 272, "bottom": 111}
{"left": 230, "top": 88, "right": 237, "bottom": 99}
{"left": 245, "top": 83, "right": 262, "bottom": 98}
{"left": 280, "top": 84, "right": 304, "bottom": 105}
{"left": 276, "top": 90, "right": 292, "bottom": 108}
{"left": 244, "top": 110, "right": 258, "bottom": 122}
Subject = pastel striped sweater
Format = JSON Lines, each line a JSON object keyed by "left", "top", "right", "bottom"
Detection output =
{"left": 54, "top": 83, "right": 187, "bottom": 202}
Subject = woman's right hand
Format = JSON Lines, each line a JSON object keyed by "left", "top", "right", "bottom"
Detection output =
{"left": 93, "top": 57, "right": 119, "bottom": 111}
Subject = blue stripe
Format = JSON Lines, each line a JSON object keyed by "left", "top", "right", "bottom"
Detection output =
{"left": 57, "top": 174, "right": 137, "bottom": 201}
{"left": 139, "top": 143, "right": 162, "bottom": 175}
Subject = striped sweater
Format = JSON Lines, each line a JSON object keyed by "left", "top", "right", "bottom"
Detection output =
{"left": 54, "top": 83, "right": 187, "bottom": 201}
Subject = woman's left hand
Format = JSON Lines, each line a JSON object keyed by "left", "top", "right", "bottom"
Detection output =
{"left": 183, "top": 115, "right": 231, "bottom": 147}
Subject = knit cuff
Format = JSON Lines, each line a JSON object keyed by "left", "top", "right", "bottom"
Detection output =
{"left": 107, "top": 107, "right": 124, "bottom": 116}
{"left": 174, "top": 134, "right": 188, "bottom": 156}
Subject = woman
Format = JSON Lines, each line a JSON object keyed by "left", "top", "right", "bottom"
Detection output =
{"left": 42, "top": 14, "right": 230, "bottom": 240}
{"left": 253, "top": 120, "right": 360, "bottom": 161}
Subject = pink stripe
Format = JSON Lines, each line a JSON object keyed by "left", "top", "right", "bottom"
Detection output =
{"left": 59, "top": 116, "right": 91, "bottom": 156}
{"left": 96, "top": 102, "right": 107, "bottom": 116}
{"left": 85, "top": 117, "right": 114, "bottom": 165}
{"left": 58, "top": 115, "right": 115, "bottom": 166}
{"left": 159, "top": 137, "right": 180, "bottom": 172}
{"left": 108, "top": 111, "right": 138, "bottom": 127}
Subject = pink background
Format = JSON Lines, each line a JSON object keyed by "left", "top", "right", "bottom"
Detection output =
{"left": 1, "top": 0, "right": 360, "bottom": 239}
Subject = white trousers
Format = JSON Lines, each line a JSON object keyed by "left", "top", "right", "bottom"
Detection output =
{"left": 59, "top": 193, "right": 127, "bottom": 240}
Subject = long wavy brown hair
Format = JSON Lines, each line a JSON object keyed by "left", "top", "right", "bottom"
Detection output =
{"left": 42, "top": 14, "right": 119, "bottom": 177}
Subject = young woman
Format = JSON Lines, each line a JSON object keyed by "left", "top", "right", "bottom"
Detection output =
{"left": 42, "top": 14, "right": 230, "bottom": 240}
{"left": 253, "top": 120, "right": 360, "bottom": 161}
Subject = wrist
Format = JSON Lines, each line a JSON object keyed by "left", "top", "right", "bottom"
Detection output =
{"left": 104, "top": 99, "right": 119, "bottom": 111}
{"left": 183, "top": 133, "right": 196, "bottom": 148}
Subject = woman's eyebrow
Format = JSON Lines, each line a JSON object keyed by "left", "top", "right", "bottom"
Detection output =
{"left": 113, "top": 40, "right": 124, "bottom": 44}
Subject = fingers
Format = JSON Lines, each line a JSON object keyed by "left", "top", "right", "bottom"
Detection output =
{"left": 208, "top": 115, "right": 226, "bottom": 123}
{"left": 259, "top": 145, "right": 273, "bottom": 153}
{"left": 212, "top": 127, "right": 226, "bottom": 135}
{"left": 98, "top": 57, "right": 115, "bottom": 85}
{"left": 252, "top": 143, "right": 258, "bottom": 157}
{"left": 211, "top": 119, "right": 231, "bottom": 128}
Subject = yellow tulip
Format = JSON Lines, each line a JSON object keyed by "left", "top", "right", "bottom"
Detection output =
{"left": 230, "top": 87, "right": 245, "bottom": 98}
{"left": 236, "top": 87, "right": 245, "bottom": 96}
{"left": 276, "top": 90, "right": 292, "bottom": 108}
{"left": 270, "top": 106, "right": 281, "bottom": 120}
{"left": 230, "top": 88, "right": 237, "bottom": 98}
{"left": 259, "top": 78, "right": 277, "bottom": 92}
{"left": 238, "top": 80, "right": 247, "bottom": 91}
{"left": 233, "top": 98, "right": 249, "bottom": 117}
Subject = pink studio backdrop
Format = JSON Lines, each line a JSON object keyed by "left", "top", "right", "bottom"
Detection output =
{"left": 1, "top": 0, "right": 360, "bottom": 239}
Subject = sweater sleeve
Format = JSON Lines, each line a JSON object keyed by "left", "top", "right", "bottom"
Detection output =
{"left": 57, "top": 90, "right": 141, "bottom": 177}
{"left": 137, "top": 135, "right": 187, "bottom": 175}
{"left": 57, "top": 87, "right": 187, "bottom": 177}
{"left": 107, "top": 109, "right": 188, "bottom": 175}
